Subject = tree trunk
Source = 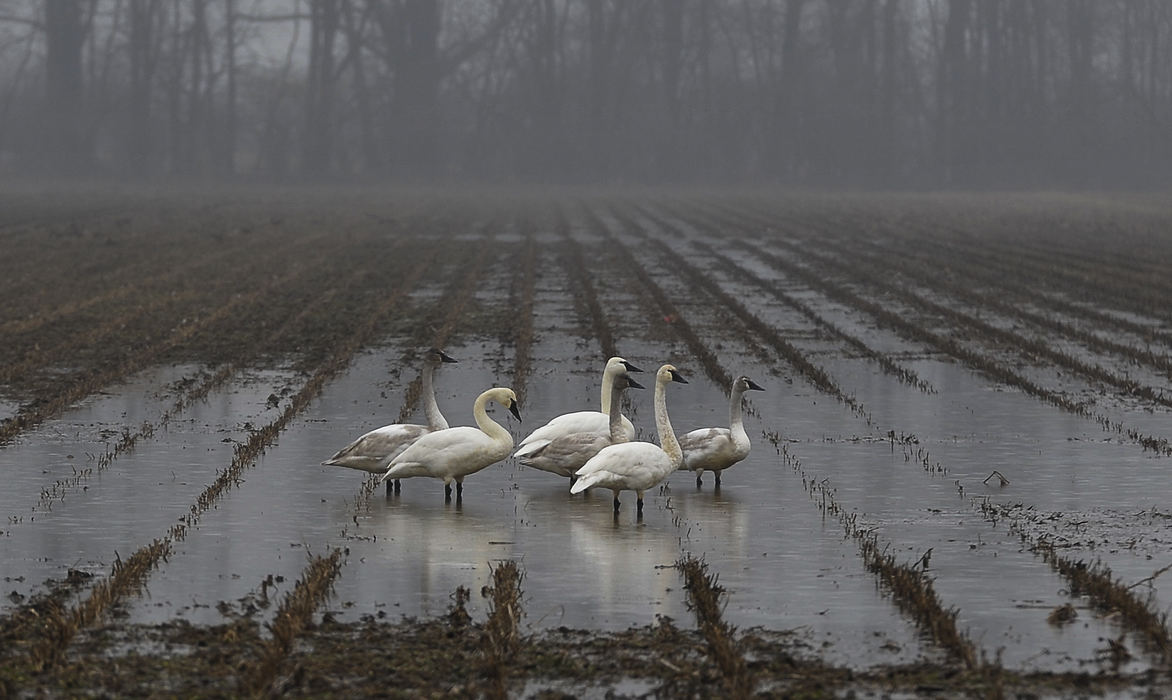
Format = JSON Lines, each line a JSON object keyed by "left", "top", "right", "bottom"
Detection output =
{"left": 128, "top": 0, "right": 159, "bottom": 173}
{"left": 304, "top": 0, "right": 340, "bottom": 175}
{"left": 44, "top": 0, "right": 87, "bottom": 174}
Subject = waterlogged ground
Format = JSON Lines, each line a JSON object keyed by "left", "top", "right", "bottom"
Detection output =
{"left": 2, "top": 187, "right": 1172, "bottom": 696}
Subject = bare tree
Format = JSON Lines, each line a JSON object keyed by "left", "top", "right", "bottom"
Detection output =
{"left": 44, "top": 0, "right": 87, "bottom": 173}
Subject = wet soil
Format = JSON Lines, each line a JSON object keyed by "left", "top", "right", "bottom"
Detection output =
{"left": 3, "top": 186, "right": 1172, "bottom": 697}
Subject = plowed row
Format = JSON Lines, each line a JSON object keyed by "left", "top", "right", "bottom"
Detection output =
{"left": 2, "top": 188, "right": 1171, "bottom": 696}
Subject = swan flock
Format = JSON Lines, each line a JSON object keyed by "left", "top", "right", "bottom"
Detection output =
{"left": 325, "top": 353, "right": 762, "bottom": 516}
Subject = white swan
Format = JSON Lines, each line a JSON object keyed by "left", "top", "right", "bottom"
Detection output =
{"left": 378, "top": 387, "right": 521, "bottom": 501}
{"left": 571, "top": 364, "right": 688, "bottom": 515}
{"left": 322, "top": 348, "right": 457, "bottom": 492}
{"left": 678, "top": 376, "right": 764, "bottom": 487}
{"left": 514, "top": 356, "right": 643, "bottom": 458}
{"left": 519, "top": 373, "right": 644, "bottom": 481}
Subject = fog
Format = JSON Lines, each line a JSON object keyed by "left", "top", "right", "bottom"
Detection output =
{"left": 2, "top": 0, "right": 1171, "bottom": 188}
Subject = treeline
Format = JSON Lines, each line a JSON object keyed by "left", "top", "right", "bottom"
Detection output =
{"left": 1, "top": 0, "right": 1170, "bottom": 187}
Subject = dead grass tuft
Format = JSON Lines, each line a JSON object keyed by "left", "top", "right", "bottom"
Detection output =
{"left": 244, "top": 548, "right": 344, "bottom": 697}
{"left": 481, "top": 560, "right": 524, "bottom": 699}
{"left": 677, "top": 555, "right": 754, "bottom": 698}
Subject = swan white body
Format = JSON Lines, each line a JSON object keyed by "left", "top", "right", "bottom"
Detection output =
{"left": 520, "top": 374, "right": 642, "bottom": 479}
{"left": 379, "top": 387, "right": 521, "bottom": 501}
{"left": 571, "top": 364, "right": 687, "bottom": 514}
{"left": 322, "top": 348, "right": 456, "bottom": 474}
{"left": 514, "top": 357, "right": 642, "bottom": 458}
{"left": 678, "top": 376, "right": 764, "bottom": 487}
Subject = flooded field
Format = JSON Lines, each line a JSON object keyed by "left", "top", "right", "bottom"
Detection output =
{"left": 2, "top": 187, "right": 1172, "bottom": 696}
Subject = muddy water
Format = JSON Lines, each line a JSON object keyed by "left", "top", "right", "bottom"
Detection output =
{"left": 611, "top": 217, "right": 1172, "bottom": 671}
{"left": 0, "top": 364, "right": 295, "bottom": 609}
{"left": 4, "top": 237, "right": 1172, "bottom": 677}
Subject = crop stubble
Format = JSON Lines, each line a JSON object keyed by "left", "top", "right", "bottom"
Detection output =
{"left": 2, "top": 189, "right": 1172, "bottom": 696}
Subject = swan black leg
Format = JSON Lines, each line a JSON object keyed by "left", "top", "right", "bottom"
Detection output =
{"left": 394, "top": 479, "right": 402, "bottom": 493}
{"left": 696, "top": 472, "right": 703, "bottom": 488}
{"left": 385, "top": 480, "right": 392, "bottom": 497}
{"left": 445, "top": 483, "right": 453, "bottom": 502}
{"left": 455, "top": 481, "right": 463, "bottom": 502}
{"left": 714, "top": 472, "right": 721, "bottom": 488}
{"left": 612, "top": 493, "right": 621, "bottom": 512}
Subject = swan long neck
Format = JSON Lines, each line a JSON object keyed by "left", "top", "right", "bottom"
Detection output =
{"left": 473, "top": 391, "right": 512, "bottom": 446}
{"left": 728, "top": 385, "right": 749, "bottom": 443}
{"left": 600, "top": 364, "right": 617, "bottom": 413}
{"left": 607, "top": 380, "right": 625, "bottom": 442}
{"left": 655, "top": 377, "right": 682, "bottom": 469}
{"left": 422, "top": 361, "right": 448, "bottom": 430}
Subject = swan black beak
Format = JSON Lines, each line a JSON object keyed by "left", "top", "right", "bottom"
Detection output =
{"left": 669, "top": 369, "right": 689, "bottom": 384}
{"left": 626, "top": 376, "right": 646, "bottom": 390}
{"left": 508, "top": 400, "right": 522, "bottom": 422}
{"left": 745, "top": 379, "right": 765, "bottom": 391}
{"left": 621, "top": 360, "right": 644, "bottom": 373}
{"left": 433, "top": 348, "right": 458, "bottom": 363}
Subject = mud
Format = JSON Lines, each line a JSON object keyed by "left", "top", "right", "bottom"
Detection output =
{"left": 4, "top": 187, "right": 1172, "bottom": 696}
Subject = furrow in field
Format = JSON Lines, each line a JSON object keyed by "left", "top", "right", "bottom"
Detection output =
{"left": 556, "top": 206, "right": 619, "bottom": 360}
{"left": 7, "top": 236, "right": 438, "bottom": 672}
{"left": 756, "top": 234, "right": 1172, "bottom": 421}
{"left": 579, "top": 206, "right": 995, "bottom": 670}
{"left": 506, "top": 221, "right": 539, "bottom": 404}
{"left": 594, "top": 198, "right": 1171, "bottom": 672}
{"left": 0, "top": 199, "right": 289, "bottom": 331}
{"left": 978, "top": 500, "right": 1172, "bottom": 666}
{"left": 243, "top": 548, "right": 345, "bottom": 696}
{"left": 631, "top": 202, "right": 937, "bottom": 395}
{"left": 0, "top": 208, "right": 295, "bottom": 340}
{"left": 0, "top": 210, "right": 353, "bottom": 387}
{"left": 809, "top": 227, "right": 1172, "bottom": 388}
{"left": 849, "top": 230, "right": 1172, "bottom": 372}
{"left": 761, "top": 196, "right": 1172, "bottom": 332}
{"left": 0, "top": 262, "right": 312, "bottom": 446}
{"left": 19, "top": 237, "right": 416, "bottom": 520}
{"left": 679, "top": 196, "right": 1172, "bottom": 669}
{"left": 699, "top": 225, "right": 1172, "bottom": 456}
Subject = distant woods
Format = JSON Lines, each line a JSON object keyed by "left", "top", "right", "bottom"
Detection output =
{"left": 2, "top": 0, "right": 1170, "bottom": 187}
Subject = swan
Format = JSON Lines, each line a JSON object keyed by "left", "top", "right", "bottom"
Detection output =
{"left": 519, "top": 373, "right": 644, "bottom": 481}
{"left": 378, "top": 387, "right": 521, "bottom": 502}
{"left": 678, "top": 376, "right": 764, "bottom": 487}
{"left": 514, "top": 356, "right": 643, "bottom": 458}
{"left": 322, "top": 348, "right": 457, "bottom": 493}
{"left": 571, "top": 364, "right": 688, "bottom": 515}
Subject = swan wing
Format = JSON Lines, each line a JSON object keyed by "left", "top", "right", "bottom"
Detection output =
{"left": 573, "top": 442, "right": 671, "bottom": 491}
{"left": 383, "top": 426, "right": 509, "bottom": 481}
{"left": 323, "top": 423, "right": 429, "bottom": 472}
{"left": 516, "top": 412, "right": 635, "bottom": 455}
{"left": 677, "top": 428, "right": 735, "bottom": 471}
{"left": 519, "top": 432, "right": 611, "bottom": 477}
{"left": 518, "top": 412, "right": 635, "bottom": 445}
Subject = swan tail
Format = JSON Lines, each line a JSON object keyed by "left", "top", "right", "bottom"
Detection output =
{"left": 570, "top": 471, "right": 605, "bottom": 494}
{"left": 514, "top": 439, "right": 550, "bottom": 458}
{"left": 379, "top": 462, "right": 424, "bottom": 483}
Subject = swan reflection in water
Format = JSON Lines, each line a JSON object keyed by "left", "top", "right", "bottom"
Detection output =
{"left": 341, "top": 497, "right": 516, "bottom": 621}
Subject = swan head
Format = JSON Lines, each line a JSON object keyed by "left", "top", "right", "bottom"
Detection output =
{"left": 488, "top": 387, "right": 522, "bottom": 422}
{"left": 427, "top": 347, "right": 458, "bottom": 364}
{"left": 606, "top": 356, "right": 644, "bottom": 375}
{"left": 658, "top": 364, "right": 689, "bottom": 385}
{"left": 735, "top": 376, "right": 764, "bottom": 392}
